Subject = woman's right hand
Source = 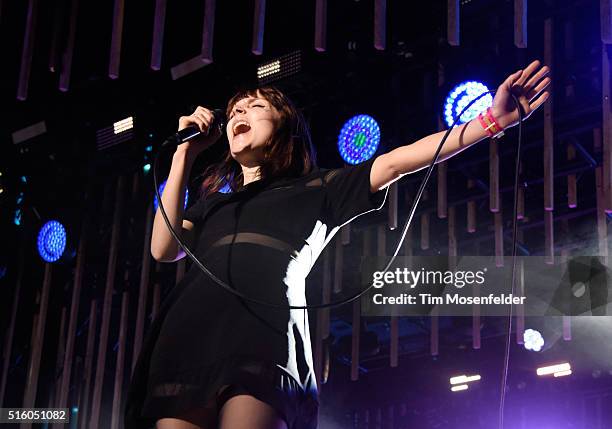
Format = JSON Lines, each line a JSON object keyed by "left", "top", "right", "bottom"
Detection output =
{"left": 176, "top": 106, "right": 223, "bottom": 158}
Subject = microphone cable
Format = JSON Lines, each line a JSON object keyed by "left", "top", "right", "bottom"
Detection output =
{"left": 498, "top": 93, "right": 524, "bottom": 429}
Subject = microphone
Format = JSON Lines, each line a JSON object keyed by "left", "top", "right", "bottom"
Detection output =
{"left": 162, "top": 109, "right": 226, "bottom": 148}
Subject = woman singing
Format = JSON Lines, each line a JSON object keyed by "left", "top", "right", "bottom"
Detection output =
{"left": 125, "top": 60, "right": 550, "bottom": 429}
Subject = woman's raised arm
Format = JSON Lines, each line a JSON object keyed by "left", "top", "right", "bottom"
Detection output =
{"left": 369, "top": 60, "right": 551, "bottom": 192}
{"left": 151, "top": 106, "right": 221, "bottom": 262}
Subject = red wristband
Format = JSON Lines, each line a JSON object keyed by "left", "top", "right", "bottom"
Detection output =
{"left": 485, "top": 108, "right": 504, "bottom": 135}
{"left": 478, "top": 108, "right": 505, "bottom": 139}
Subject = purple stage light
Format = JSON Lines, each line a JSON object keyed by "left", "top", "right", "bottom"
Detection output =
{"left": 337, "top": 114, "right": 380, "bottom": 165}
{"left": 37, "top": 220, "right": 67, "bottom": 263}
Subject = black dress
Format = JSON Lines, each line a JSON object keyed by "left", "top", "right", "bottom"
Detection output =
{"left": 124, "top": 157, "right": 387, "bottom": 428}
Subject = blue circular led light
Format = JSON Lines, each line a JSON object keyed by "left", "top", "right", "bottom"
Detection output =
{"left": 444, "top": 81, "right": 493, "bottom": 128}
{"left": 154, "top": 180, "right": 189, "bottom": 211}
{"left": 37, "top": 220, "right": 66, "bottom": 263}
{"left": 337, "top": 114, "right": 380, "bottom": 165}
{"left": 523, "top": 328, "right": 544, "bottom": 352}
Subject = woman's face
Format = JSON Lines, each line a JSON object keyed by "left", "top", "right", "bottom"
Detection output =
{"left": 226, "top": 92, "right": 280, "bottom": 167}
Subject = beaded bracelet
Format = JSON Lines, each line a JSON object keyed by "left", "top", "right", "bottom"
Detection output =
{"left": 477, "top": 107, "right": 505, "bottom": 139}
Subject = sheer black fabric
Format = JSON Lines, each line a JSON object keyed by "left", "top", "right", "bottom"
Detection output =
{"left": 124, "top": 157, "right": 387, "bottom": 428}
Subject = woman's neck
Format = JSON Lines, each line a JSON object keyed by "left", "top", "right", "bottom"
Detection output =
{"left": 241, "top": 165, "right": 262, "bottom": 186}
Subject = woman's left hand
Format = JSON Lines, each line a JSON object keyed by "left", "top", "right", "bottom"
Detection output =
{"left": 490, "top": 59, "right": 552, "bottom": 130}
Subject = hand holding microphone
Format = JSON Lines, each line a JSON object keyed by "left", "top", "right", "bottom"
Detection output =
{"left": 162, "top": 107, "right": 226, "bottom": 156}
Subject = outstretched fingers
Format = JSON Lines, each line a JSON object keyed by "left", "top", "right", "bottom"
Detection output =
{"left": 523, "top": 66, "right": 551, "bottom": 94}
{"left": 514, "top": 60, "right": 541, "bottom": 87}
{"left": 527, "top": 76, "right": 552, "bottom": 103}
{"left": 528, "top": 89, "right": 551, "bottom": 112}
{"left": 509, "top": 60, "right": 552, "bottom": 117}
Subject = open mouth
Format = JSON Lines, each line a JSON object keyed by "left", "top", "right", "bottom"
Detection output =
{"left": 232, "top": 120, "right": 251, "bottom": 136}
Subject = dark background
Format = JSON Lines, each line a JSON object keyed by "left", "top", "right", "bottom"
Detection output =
{"left": 1, "top": 0, "right": 611, "bottom": 427}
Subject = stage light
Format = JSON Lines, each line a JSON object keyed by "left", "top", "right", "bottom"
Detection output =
{"left": 444, "top": 81, "right": 493, "bottom": 128}
{"left": 37, "top": 220, "right": 67, "bottom": 263}
{"left": 153, "top": 180, "right": 189, "bottom": 211}
{"left": 451, "top": 384, "right": 468, "bottom": 392}
{"left": 69, "top": 406, "right": 78, "bottom": 429}
{"left": 337, "top": 114, "right": 380, "bottom": 165}
{"left": 97, "top": 121, "right": 134, "bottom": 150}
{"left": 14, "top": 209, "right": 22, "bottom": 226}
{"left": 537, "top": 362, "right": 571, "bottom": 376}
{"left": 257, "top": 60, "right": 280, "bottom": 79}
{"left": 256, "top": 51, "right": 301, "bottom": 85}
{"left": 113, "top": 116, "right": 134, "bottom": 134}
{"left": 450, "top": 374, "right": 481, "bottom": 385}
{"left": 524, "top": 328, "right": 544, "bottom": 352}
{"left": 14, "top": 191, "right": 25, "bottom": 226}
{"left": 143, "top": 145, "right": 153, "bottom": 174}
{"left": 553, "top": 369, "right": 572, "bottom": 377}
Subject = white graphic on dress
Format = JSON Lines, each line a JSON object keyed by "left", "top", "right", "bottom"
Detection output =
{"left": 280, "top": 220, "right": 341, "bottom": 394}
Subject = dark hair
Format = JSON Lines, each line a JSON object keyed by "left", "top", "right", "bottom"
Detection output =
{"left": 200, "top": 86, "right": 317, "bottom": 195}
